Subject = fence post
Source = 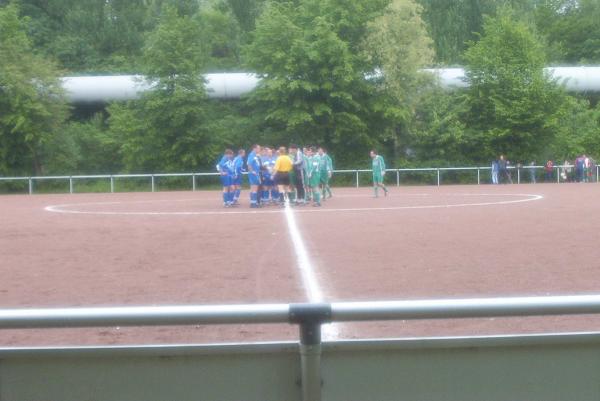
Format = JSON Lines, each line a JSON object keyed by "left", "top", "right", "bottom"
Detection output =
{"left": 477, "top": 168, "right": 480, "bottom": 185}
{"left": 69, "top": 177, "right": 74, "bottom": 194}
{"left": 557, "top": 167, "right": 560, "bottom": 184}
{"left": 396, "top": 169, "right": 400, "bottom": 187}
{"left": 437, "top": 169, "right": 440, "bottom": 186}
{"left": 110, "top": 176, "right": 115, "bottom": 193}
{"left": 597, "top": 165, "right": 599, "bottom": 183}
{"left": 517, "top": 168, "right": 520, "bottom": 184}
{"left": 28, "top": 178, "right": 33, "bottom": 195}
{"left": 290, "top": 304, "right": 330, "bottom": 401}
{"left": 192, "top": 174, "right": 196, "bottom": 191}
{"left": 151, "top": 175, "right": 155, "bottom": 192}
{"left": 355, "top": 170, "right": 359, "bottom": 188}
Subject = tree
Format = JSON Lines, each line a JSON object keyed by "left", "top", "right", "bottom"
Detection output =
{"left": 363, "top": 0, "right": 435, "bottom": 162}
{"left": 418, "top": 0, "right": 541, "bottom": 65}
{"left": 461, "top": 9, "right": 567, "bottom": 163}
{"left": 547, "top": 96, "right": 600, "bottom": 160}
{"left": 196, "top": 3, "right": 242, "bottom": 70}
{"left": 108, "top": 5, "right": 216, "bottom": 172}
{"left": 535, "top": 0, "right": 600, "bottom": 64}
{"left": 0, "top": 3, "right": 68, "bottom": 175}
{"left": 243, "top": 0, "right": 392, "bottom": 166}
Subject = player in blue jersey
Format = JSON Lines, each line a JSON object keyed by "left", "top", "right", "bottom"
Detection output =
{"left": 216, "top": 149, "right": 235, "bottom": 207}
{"left": 232, "top": 149, "right": 246, "bottom": 205}
{"left": 261, "top": 147, "right": 274, "bottom": 204}
{"left": 247, "top": 144, "right": 262, "bottom": 208}
{"left": 265, "top": 147, "right": 280, "bottom": 203}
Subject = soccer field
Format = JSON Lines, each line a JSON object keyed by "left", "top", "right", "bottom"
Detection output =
{"left": 1, "top": 184, "right": 600, "bottom": 346}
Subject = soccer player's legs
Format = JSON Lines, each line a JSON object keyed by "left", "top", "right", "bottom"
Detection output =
{"left": 232, "top": 176, "right": 242, "bottom": 204}
{"left": 319, "top": 173, "right": 331, "bottom": 200}
{"left": 249, "top": 174, "right": 261, "bottom": 208}
{"left": 372, "top": 174, "right": 388, "bottom": 197}
{"left": 262, "top": 177, "right": 272, "bottom": 203}
{"left": 288, "top": 170, "right": 297, "bottom": 202}
{"left": 309, "top": 174, "right": 321, "bottom": 206}
{"left": 294, "top": 170, "right": 305, "bottom": 205}
{"left": 275, "top": 173, "right": 290, "bottom": 204}
{"left": 372, "top": 173, "right": 382, "bottom": 197}
{"left": 220, "top": 175, "right": 233, "bottom": 207}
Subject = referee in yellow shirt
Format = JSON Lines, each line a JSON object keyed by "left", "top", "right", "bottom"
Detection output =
{"left": 272, "top": 146, "right": 293, "bottom": 204}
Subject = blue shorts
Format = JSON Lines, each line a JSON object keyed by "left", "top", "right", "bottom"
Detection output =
{"left": 220, "top": 175, "right": 232, "bottom": 187}
{"left": 231, "top": 175, "right": 242, "bottom": 186}
{"left": 263, "top": 177, "right": 274, "bottom": 186}
{"left": 248, "top": 173, "right": 261, "bottom": 186}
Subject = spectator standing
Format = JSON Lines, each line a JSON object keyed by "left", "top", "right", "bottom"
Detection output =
{"left": 583, "top": 155, "right": 590, "bottom": 182}
{"left": 529, "top": 161, "right": 536, "bottom": 183}
{"left": 498, "top": 155, "right": 507, "bottom": 184}
{"left": 545, "top": 160, "right": 554, "bottom": 182}
{"left": 491, "top": 159, "right": 499, "bottom": 184}
{"left": 575, "top": 155, "right": 584, "bottom": 182}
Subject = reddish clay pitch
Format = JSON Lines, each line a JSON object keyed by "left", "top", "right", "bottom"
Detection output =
{"left": 1, "top": 183, "right": 600, "bottom": 346}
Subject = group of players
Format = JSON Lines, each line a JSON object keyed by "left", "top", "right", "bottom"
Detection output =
{"left": 216, "top": 144, "right": 333, "bottom": 208}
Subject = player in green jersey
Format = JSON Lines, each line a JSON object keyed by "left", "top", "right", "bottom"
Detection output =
{"left": 370, "top": 150, "right": 388, "bottom": 197}
{"left": 303, "top": 147, "right": 312, "bottom": 202}
{"left": 317, "top": 147, "right": 333, "bottom": 199}
{"left": 307, "top": 147, "right": 322, "bottom": 207}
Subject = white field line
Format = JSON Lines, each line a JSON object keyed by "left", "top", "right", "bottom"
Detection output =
{"left": 44, "top": 193, "right": 544, "bottom": 216}
{"left": 283, "top": 202, "right": 340, "bottom": 340}
{"left": 42, "top": 193, "right": 544, "bottom": 341}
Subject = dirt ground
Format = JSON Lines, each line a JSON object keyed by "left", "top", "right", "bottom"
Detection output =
{"left": 1, "top": 183, "right": 600, "bottom": 346}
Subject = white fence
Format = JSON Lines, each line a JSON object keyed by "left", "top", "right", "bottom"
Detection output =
{"left": 0, "top": 165, "right": 598, "bottom": 194}
{"left": 3, "top": 295, "right": 600, "bottom": 400}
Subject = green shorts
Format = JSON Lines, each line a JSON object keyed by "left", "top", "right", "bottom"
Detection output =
{"left": 309, "top": 173, "right": 321, "bottom": 188}
{"left": 319, "top": 171, "right": 329, "bottom": 185}
{"left": 373, "top": 173, "right": 383, "bottom": 184}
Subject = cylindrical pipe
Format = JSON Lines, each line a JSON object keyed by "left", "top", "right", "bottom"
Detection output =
{"left": 331, "top": 295, "right": 600, "bottom": 322}
{"left": 61, "top": 67, "right": 600, "bottom": 103}
{"left": 300, "top": 343, "right": 322, "bottom": 401}
{"left": 4, "top": 295, "right": 600, "bottom": 329}
{"left": 0, "top": 304, "right": 290, "bottom": 329}
{"left": 355, "top": 170, "right": 359, "bottom": 188}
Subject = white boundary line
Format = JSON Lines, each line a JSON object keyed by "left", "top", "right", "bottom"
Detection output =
{"left": 41, "top": 192, "right": 544, "bottom": 341}
{"left": 283, "top": 202, "right": 340, "bottom": 340}
{"left": 44, "top": 193, "right": 544, "bottom": 216}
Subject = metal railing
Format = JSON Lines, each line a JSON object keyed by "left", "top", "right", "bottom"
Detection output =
{"left": 4, "top": 294, "right": 600, "bottom": 401}
{"left": 0, "top": 165, "right": 598, "bottom": 194}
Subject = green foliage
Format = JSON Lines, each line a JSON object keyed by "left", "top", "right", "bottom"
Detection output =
{"left": 461, "top": 10, "right": 567, "bottom": 162}
{"left": 417, "top": 0, "right": 539, "bottom": 65}
{"left": 364, "top": 0, "right": 434, "bottom": 105}
{"left": 107, "top": 5, "right": 218, "bottom": 173}
{"left": 243, "top": 0, "right": 380, "bottom": 165}
{"left": 0, "top": 3, "right": 69, "bottom": 175}
{"left": 2, "top": 0, "right": 600, "bottom": 178}
{"left": 59, "top": 114, "right": 122, "bottom": 174}
{"left": 197, "top": 5, "right": 241, "bottom": 69}
{"left": 408, "top": 88, "right": 469, "bottom": 164}
{"left": 547, "top": 96, "right": 600, "bottom": 160}
{"left": 535, "top": 0, "right": 600, "bottom": 64}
